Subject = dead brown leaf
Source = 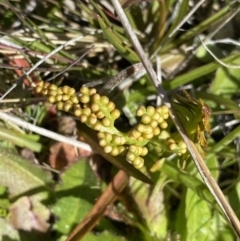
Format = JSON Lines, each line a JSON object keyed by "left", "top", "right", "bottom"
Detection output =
{"left": 49, "top": 142, "right": 91, "bottom": 170}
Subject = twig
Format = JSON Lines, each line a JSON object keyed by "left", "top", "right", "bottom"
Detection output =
{"left": 66, "top": 170, "right": 129, "bottom": 241}
{"left": 110, "top": 0, "right": 240, "bottom": 237}
{"left": 100, "top": 62, "right": 146, "bottom": 93}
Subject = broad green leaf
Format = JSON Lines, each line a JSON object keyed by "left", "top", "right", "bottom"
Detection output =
{"left": 52, "top": 159, "right": 100, "bottom": 236}
{"left": 173, "top": 161, "right": 232, "bottom": 241}
{"left": 227, "top": 182, "right": 240, "bottom": 219}
{"left": 210, "top": 58, "right": 240, "bottom": 95}
{"left": 184, "top": 189, "right": 212, "bottom": 241}
{"left": 161, "top": 161, "right": 214, "bottom": 204}
{"left": 208, "top": 211, "right": 235, "bottom": 241}
{"left": 57, "top": 228, "right": 127, "bottom": 241}
{"left": 206, "top": 154, "right": 219, "bottom": 181}
{"left": 176, "top": 190, "right": 233, "bottom": 241}
{"left": 0, "top": 147, "right": 53, "bottom": 232}
{"left": 0, "top": 147, "right": 52, "bottom": 200}
{"left": 175, "top": 190, "right": 187, "bottom": 238}
{"left": 82, "top": 231, "right": 127, "bottom": 241}
{"left": 129, "top": 173, "right": 168, "bottom": 238}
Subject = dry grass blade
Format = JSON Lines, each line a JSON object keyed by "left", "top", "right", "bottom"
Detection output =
{"left": 46, "top": 44, "right": 95, "bottom": 82}
{"left": 0, "top": 34, "right": 86, "bottom": 102}
{"left": 110, "top": 0, "right": 240, "bottom": 237}
{"left": 0, "top": 112, "right": 92, "bottom": 152}
{"left": 121, "top": 0, "right": 152, "bottom": 9}
{"left": 168, "top": 0, "right": 207, "bottom": 38}
{"left": 66, "top": 170, "right": 129, "bottom": 241}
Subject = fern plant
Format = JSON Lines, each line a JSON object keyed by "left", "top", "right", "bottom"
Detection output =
{"left": 32, "top": 80, "right": 213, "bottom": 170}
{"left": 1, "top": 1, "right": 240, "bottom": 240}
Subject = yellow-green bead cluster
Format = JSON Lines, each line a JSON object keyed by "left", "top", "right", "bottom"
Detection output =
{"left": 35, "top": 82, "right": 121, "bottom": 131}
{"left": 137, "top": 105, "right": 169, "bottom": 127}
{"left": 129, "top": 105, "right": 169, "bottom": 141}
{"left": 75, "top": 94, "right": 121, "bottom": 131}
{"left": 165, "top": 138, "right": 187, "bottom": 156}
{"left": 98, "top": 132, "right": 126, "bottom": 156}
{"left": 35, "top": 80, "right": 82, "bottom": 112}
{"left": 34, "top": 81, "right": 187, "bottom": 169}
{"left": 79, "top": 91, "right": 121, "bottom": 123}
{"left": 126, "top": 145, "right": 148, "bottom": 169}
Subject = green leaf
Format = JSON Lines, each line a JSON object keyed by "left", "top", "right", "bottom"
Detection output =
{"left": 0, "top": 147, "right": 52, "bottom": 200}
{"left": 197, "top": 92, "right": 240, "bottom": 110}
{"left": 161, "top": 161, "right": 214, "bottom": 204}
{"left": 162, "top": 52, "right": 240, "bottom": 90}
{"left": 0, "top": 186, "right": 10, "bottom": 211}
{"left": 52, "top": 159, "right": 100, "bottom": 236}
{"left": 161, "top": 4, "right": 233, "bottom": 53}
{"left": 82, "top": 231, "right": 127, "bottom": 241}
{"left": 148, "top": 0, "right": 166, "bottom": 52}
{"left": 175, "top": 190, "right": 187, "bottom": 238}
{"left": 207, "top": 125, "right": 240, "bottom": 159}
{"left": 165, "top": 0, "right": 189, "bottom": 39}
{"left": 208, "top": 211, "right": 235, "bottom": 241}
{"left": 206, "top": 154, "right": 219, "bottom": 181}
{"left": 175, "top": 163, "right": 231, "bottom": 241}
{"left": 185, "top": 189, "right": 212, "bottom": 241}
{"left": 0, "top": 217, "right": 20, "bottom": 240}
{"left": 0, "top": 127, "right": 42, "bottom": 152}
{"left": 196, "top": 44, "right": 225, "bottom": 63}
{"left": 210, "top": 58, "right": 240, "bottom": 95}
{"left": 0, "top": 147, "right": 53, "bottom": 233}
{"left": 129, "top": 173, "right": 168, "bottom": 238}
{"left": 97, "top": 15, "right": 140, "bottom": 63}
{"left": 227, "top": 181, "right": 240, "bottom": 220}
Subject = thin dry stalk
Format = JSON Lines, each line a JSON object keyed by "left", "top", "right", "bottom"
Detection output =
{"left": 110, "top": 0, "right": 240, "bottom": 237}
{"left": 66, "top": 170, "right": 129, "bottom": 241}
